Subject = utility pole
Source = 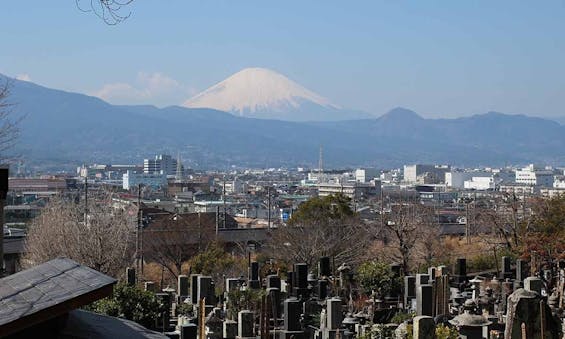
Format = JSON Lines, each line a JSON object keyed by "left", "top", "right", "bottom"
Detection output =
{"left": 267, "top": 185, "right": 271, "bottom": 228}
{"left": 465, "top": 200, "right": 470, "bottom": 244}
{"left": 136, "top": 183, "right": 142, "bottom": 279}
{"left": 0, "top": 166, "right": 8, "bottom": 276}
{"left": 318, "top": 145, "right": 323, "bottom": 178}
{"left": 223, "top": 175, "right": 226, "bottom": 229}
{"left": 84, "top": 175, "right": 88, "bottom": 223}
{"left": 216, "top": 205, "right": 220, "bottom": 232}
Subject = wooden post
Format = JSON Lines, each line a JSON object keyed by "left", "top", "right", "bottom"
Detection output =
{"left": 520, "top": 323, "right": 526, "bottom": 339}
{"left": 265, "top": 293, "right": 271, "bottom": 339}
{"left": 540, "top": 300, "right": 545, "bottom": 338}
{"left": 199, "top": 298, "right": 206, "bottom": 339}
{"left": 260, "top": 294, "right": 267, "bottom": 338}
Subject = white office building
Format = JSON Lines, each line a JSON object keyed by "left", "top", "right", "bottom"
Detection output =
{"left": 355, "top": 168, "right": 379, "bottom": 183}
{"left": 446, "top": 171, "right": 491, "bottom": 188}
{"left": 515, "top": 164, "right": 554, "bottom": 187}
{"left": 554, "top": 176, "right": 565, "bottom": 189}
{"left": 404, "top": 164, "right": 450, "bottom": 184}
{"left": 464, "top": 176, "right": 496, "bottom": 190}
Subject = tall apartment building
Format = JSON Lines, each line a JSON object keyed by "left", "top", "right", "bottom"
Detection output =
{"left": 143, "top": 154, "right": 179, "bottom": 176}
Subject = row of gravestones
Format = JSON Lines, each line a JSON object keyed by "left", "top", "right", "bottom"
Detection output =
{"left": 152, "top": 259, "right": 342, "bottom": 338}
{"left": 400, "top": 257, "right": 564, "bottom": 339}
{"left": 127, "top": 254, "right": 563, "bottom": 339}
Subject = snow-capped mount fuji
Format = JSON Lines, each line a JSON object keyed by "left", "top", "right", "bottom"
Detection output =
{"left": 183, "top": 67, "right": 372, "bottom": 121}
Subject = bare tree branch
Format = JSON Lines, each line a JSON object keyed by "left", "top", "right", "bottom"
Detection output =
{"left": 0, "top": 79, "right": 21, "bottom": 162}
{"left": 23, "top": 192, "right": 136, "bottom": 277}
{"left": 143, "top": 212, "right": 216, "bottom": 280}
{"left": 76, "top": 0, "right": 134, "bottom": 25}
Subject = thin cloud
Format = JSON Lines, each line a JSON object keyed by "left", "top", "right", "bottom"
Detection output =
{"left": 92, "top": 72, "right": 195, "bottom": 107}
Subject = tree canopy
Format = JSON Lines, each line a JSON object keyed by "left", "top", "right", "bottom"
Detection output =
{"left": 287, "top": 193, "right": 354, "bottom": 226}
{"left": 23, "top": 194, "right": 136, "bottom": 277}
{"left": 356, "top": 261, "right": 402, "bottom": 298}
{"left": 269, "top": 194, "right": 369, "bottom": 268}
{"left": 86, "top": 283, "right": 167, "bottom": 329}
{"left": 520, "top": 195, "right": 565, "bottom": 263}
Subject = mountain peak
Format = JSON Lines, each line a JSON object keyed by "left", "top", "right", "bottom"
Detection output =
{"left": 182, "top": 67, "right": 343, "bottom": 120}
{"left": 379, "top": 107, "right": 423, "bottom": 121}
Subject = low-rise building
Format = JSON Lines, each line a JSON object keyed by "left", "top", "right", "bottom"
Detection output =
{"left": 122, "top": 171, "right": 167, "bottom": 190}
{"left": 554, "top": 176, "right": 565, "bottom": 189}
{"left": 446, "top": 171, "right": 492, "bottom": 188}
{"left": 318, "top": 181, "right": 381, "bottom": 199}
{"left": 515, "top": 164, "right": 554, "bottom": 187}
{"left": 464, "top": 176, "right": 496, "bottom": 190}
{"left": 499, "top": 183, "right": 539, "bottom": 197}
{"left": 404, "top": 164, "right": 450, "bottom": 184}
{"left": 540, "top": 188, "right": 565, "bottom": 198}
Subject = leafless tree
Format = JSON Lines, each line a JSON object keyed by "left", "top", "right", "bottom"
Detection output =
{"left": 475, "top": 192, "right": 533, "bottom": 251}
{"left": 76, "top": 0, "right": 134, "bottom": 25}
{"left": 268, "top": 195, "right": 371, "bottom": 269}
{"left": 377, "top": 202, "right": 438, "bottom": 274}
{"left": 269, "top": 220, "right": 370, "bottom": 270}
{"left": 23, "top": 193, "right": 136, "bottom": 277}
{"left": 143, "top": 212, "right": 216, "bottom": 280}
{"left": 0, "top": 80, "right": 20, "bottom": 162}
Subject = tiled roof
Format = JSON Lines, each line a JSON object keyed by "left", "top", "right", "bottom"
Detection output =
{"left": 0, "top": 258, "right": 116, "bottom": 336}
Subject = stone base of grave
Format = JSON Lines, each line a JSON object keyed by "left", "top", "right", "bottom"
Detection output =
{"left": 279, "top": 330, "right": 306, "bottom": 339}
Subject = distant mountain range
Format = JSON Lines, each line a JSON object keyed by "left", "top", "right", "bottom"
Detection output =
{"left": 547, "top": 116, "right": 565, "bottom": 125}
{"left": 2, "top": 74, "right": 565, "bottom": 170}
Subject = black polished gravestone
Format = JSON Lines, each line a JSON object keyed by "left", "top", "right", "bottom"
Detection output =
{"left": 248, "top": 261, "right": 260, "bottom": 289}
{"left": 267, "top": 274, "right": 281, "bottom": 290}
{"left": 293, "top": 263, "right": 309, "bottom": 299}
{"left": 453, "top": 258, "right": 467, "bottom": 285}
{"left": 318, "top": 279, "right": 329, "bottom": 300}
{"left": 280, "top": 298, "right": 305, "bottom": 339}
{"left": 267, "top": 287, "right": 281, "bottom": 320}
{"left": 287, "top": 271, "right": 295, "bottom": 295}
{"left": 416, "top": 285, "right": 433, "bottom": 317}
{"left": 501, "top": 256, "right": 513, "bottom": 280}
{"left": 190, "top": 274, "right": 201, "bottom": 303}
{"left": 238, "top": 310, "right": 254, "bottom": 338}
{"left": 404, "top": 276, "right": 416, "bottom": 311}
{"left": 319, "top": 256, "right": 331, "bottom": 277}
{"left": 516, "top": 259, "right": 528, "bottom": 282}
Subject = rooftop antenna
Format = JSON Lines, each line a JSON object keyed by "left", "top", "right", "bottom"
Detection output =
{"left": 318, "top": 145, "right": 324, "bottom": 183}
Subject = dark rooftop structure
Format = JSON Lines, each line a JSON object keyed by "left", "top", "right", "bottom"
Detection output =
{"left": 0, "top": 258, "right": 116, "bottom": 337}
{"left": 0, "top": 258, "right": 167, "bottom": 338}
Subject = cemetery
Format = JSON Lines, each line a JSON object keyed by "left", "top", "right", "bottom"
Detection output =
{"left": 125, "top": 254, "right": 565, "bottom": 338}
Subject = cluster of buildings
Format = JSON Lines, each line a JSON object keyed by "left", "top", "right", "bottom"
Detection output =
{"left": 3, "top": 158, "right": 565, "bottom": 275}
{"left": 2, "top": 156, "right": 565, "bottom": 337}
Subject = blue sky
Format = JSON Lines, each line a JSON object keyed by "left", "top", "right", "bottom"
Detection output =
{"left": 1, "top": 1, "right": 564, "bottom": 118}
